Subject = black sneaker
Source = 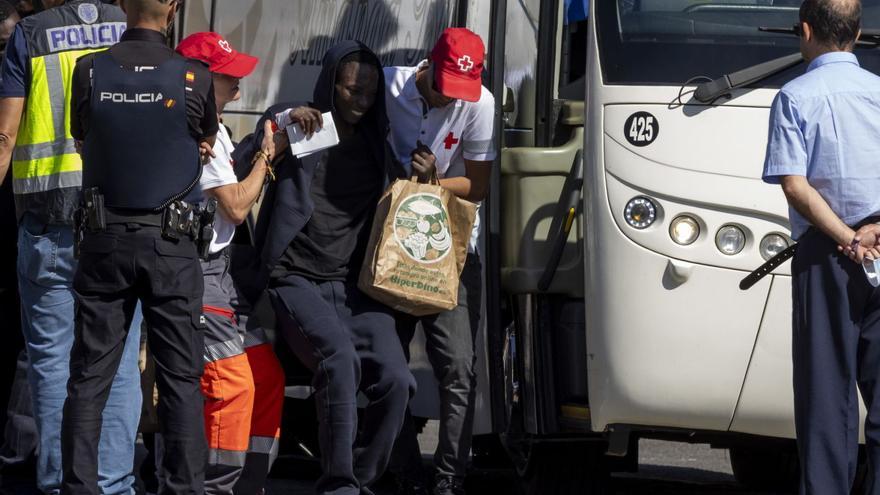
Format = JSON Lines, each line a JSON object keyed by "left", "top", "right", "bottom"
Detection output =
{"left": 433, "top": 475, "right": 465, "bottom": 495}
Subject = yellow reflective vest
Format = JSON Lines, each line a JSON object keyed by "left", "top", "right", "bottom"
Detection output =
{"left": 10, "top": 0, "right": 126, "bottom": 224}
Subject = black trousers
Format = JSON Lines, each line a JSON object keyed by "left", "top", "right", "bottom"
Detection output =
{"left": 0, "top": 350, "right": 37, "bottom": 470}
{"left": 271, "top": 275, "right": 415, "bottom": 495}
{"left": 792, "top": 229, "right": 880, "bottom": 494}
{"left": 61, "top": 225, "right": 207, "bottom": 495}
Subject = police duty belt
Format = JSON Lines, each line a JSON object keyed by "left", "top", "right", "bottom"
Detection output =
{"left": 739, "top": 243, "right": 797, "bottom": 290}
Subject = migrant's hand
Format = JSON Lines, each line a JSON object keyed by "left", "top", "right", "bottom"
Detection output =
{"left": 271, "top": 123, "right": 290, "bottom": 157}
{"left": 199, "top": 140, "right": 216, "bottom": 165}
{"left": 410, "top": 141, "right": 436, "bottom": 183}
{"left": 74, "top": 140, "right": 83, "bottom": 155}
{"left": 839, "top": 224, "right": 880, "bottom": 263}
{"left": 288, "top": 107, "right": 324, "bottom": 137}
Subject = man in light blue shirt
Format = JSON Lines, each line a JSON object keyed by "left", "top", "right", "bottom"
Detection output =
{"left": 762, "top": 1, "right": 880, "bottom": 493}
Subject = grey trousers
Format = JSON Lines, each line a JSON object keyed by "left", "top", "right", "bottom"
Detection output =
{"left": 392, "top": 254, "right": 482, "bottom": 481}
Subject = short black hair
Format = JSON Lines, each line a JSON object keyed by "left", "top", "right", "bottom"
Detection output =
{"left": 800, "top": 0, "right": 861, "bottom": 49}
{"left": 0, "top": 0, "right": 17, "bottom": 22}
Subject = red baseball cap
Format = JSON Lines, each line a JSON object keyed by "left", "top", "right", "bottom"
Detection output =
{"left": 176, "top": 32, "right": 259, "bottom": 78}
{"left": 430, "top": 28, "right": 485, "bottom": 102}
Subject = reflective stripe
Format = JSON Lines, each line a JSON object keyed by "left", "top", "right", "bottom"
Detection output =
{"left": 462, "top": 138, "right": 494, "bottom": 155}
{"left": 242, "top": 328, "right": 269, "bottom": 348}
{"left": 12, "top": 138, "right": 78, "bottom": 162}
{"left": 204, "top": 338, "right": 244, "bottom": 363}
{"left": 12, "top": 152, "right": 82, "bottom": 180}
{"left": 207, "top": 448, "right": 247, "bottom": 467}
{"left": 20, "top": 55, "right": 54, "bottom": 147}
{"left": 12, "top": 170, "right": 81, "bottom": 195}
{"left": 43, "top": 54, "right": 67, "bottom": 140}
{"left": 248, "top": 436, "right": 279, "bottom": 456}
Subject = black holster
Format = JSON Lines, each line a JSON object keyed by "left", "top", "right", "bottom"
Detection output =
{"left": 74, "top": 187, "right": 106, "bottom": 258}
{"left": 196, "top": 198, "right": 218, "bottom": 260}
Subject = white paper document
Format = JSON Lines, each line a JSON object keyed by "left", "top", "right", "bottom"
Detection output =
{"left": 286, "top": 111, "right": 339, "bottom": 158}
{"left": 864, "top": 257, "right": 880, "bottom": 287}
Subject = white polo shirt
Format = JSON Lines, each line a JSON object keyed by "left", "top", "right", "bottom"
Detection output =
{"left": 198, "top": 123, "right": 239, "bottom": 254}
{"left": 384, "top": 61, "right": 497, "bottom": 252}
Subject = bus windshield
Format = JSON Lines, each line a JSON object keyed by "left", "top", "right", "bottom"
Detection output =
{"left": 596, "top": 1, "right": 880, "bottom": 87}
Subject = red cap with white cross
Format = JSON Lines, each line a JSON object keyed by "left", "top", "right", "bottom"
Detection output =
{"left": 430, "top": 28, "right": 485, "bottom": 102}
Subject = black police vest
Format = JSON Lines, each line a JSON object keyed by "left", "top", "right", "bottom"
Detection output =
{"left": 82, "top": 51, "right": 200, "bottom": 210}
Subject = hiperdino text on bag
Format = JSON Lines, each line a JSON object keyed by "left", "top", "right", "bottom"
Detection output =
{"left": 359, "top": 179, "right": 476, "bottom": 317}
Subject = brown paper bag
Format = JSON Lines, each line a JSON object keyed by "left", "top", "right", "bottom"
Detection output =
{"left": 359, "top": 177, "right": 477, "bottom": 316}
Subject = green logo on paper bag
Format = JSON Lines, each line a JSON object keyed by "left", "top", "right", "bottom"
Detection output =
{"left": 394, "top": 193, "right": 452, "bottom": 264}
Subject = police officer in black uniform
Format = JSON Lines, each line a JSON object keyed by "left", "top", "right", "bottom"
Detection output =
{"left": 59, "top": 0, "right": 218, "bottom": 493}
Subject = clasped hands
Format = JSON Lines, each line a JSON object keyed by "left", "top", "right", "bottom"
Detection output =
{"left": 839, "top": 224, "right": 880, "bottom": 264}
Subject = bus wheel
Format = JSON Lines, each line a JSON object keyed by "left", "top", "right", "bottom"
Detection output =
{"left": 729, "top": 445, "right": 798, "bottom": 492}
{"left": 512, "top": 441, "right": 609, "bottom": 495}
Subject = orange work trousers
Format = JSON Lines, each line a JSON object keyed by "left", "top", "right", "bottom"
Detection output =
{"left": 201, "top": 251, "right": 284, "bottom": 494}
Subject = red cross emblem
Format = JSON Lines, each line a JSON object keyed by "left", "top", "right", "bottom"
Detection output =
{"left": 457, "top": 55, "right": 474, "bottom": 72}
{"left": 443, "top": 132, "right": 460, "bottom": 150}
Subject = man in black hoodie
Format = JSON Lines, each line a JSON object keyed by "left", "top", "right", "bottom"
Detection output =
{"left": 237, "top": 41, "right": 426, "bottom": 495}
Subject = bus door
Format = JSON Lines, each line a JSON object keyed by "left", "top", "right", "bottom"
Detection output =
{"left": 487, "top": 0, "right": 591, "bottom": 438}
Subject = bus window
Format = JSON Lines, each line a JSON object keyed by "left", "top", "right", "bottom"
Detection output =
{"left": 558, "top": 0, "right": 589, "bottom": 100}
{"left": 559, "top": 18, "right": 588, "bottom": 101}
{"left": 504, "top": 0, "right": 540, "bottom": 140}
{"left": 597, "top": 0, "right": 880, "bottom": 87}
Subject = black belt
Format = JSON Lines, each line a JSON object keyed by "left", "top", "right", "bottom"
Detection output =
{"left": 739, "top": 215, "right": 880, "bottom": 290}
{"left": 104, "top": 208, "right": 164, "bottom": 228}
{"left": 739, "top": 243, "right": 797, "bottom": 290}
{"left": 203, "top": 246, "right": 228, "bottom": 262}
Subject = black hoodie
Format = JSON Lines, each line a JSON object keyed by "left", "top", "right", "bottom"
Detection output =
{"left": 232, "top": 41, "right": 404, "bottom": 301}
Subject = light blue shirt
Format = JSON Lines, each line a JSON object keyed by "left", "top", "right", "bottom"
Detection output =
{"left": 762, "top": 51, "right": 880, "bottom": 240}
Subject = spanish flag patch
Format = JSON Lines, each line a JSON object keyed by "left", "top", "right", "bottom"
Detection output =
{"left": 185, "top": 71, "right": 196, "bottom": 83}
{"left": 165, "top": 99, "right": 177, "bottom": 109}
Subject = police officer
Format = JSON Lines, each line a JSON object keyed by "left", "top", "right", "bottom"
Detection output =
{"left": 0, "top": 1, "right": 143, "bottom": 493}
{"left": 762, "top": 0, "right": 880, "bottom": 493}
{"left": 59, "top": 0, "right": 218, "bottom": 493}
{"left": 0, "top": 3, "right": 35, "bottom": 492}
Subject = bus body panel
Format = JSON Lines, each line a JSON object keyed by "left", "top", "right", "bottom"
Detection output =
{"left": 588, "top": 172, "right": 772, "bottom": 432}
{"left": 728, "top": 276, "right": 797, "bottom": 439}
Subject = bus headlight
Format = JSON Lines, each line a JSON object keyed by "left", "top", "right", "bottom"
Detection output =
{"left": 760, "top": 233, "right": 792, "bottom": 261}
{"left": 716, "top": 225, "right": 746, "bottom": 255}
{"left": 624, "top": 197, "right": 657, "bottom": 230}
{"left": 669, "top": 216, "right": 700, "bottom": 245}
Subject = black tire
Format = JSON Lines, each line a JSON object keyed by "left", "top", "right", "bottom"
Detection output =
{"left": 513, "top": 441, "right": 609, "bottom": 495}
{"left": 729, "top": 445, "right": 798, "bottom": 493}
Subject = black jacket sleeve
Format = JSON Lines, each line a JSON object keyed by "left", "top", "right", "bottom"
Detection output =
{"left": 70, "top": 54, "right": 96, "bottom": 141}
{"left": 184, "top": 59, "right": 218, "bottom": 140}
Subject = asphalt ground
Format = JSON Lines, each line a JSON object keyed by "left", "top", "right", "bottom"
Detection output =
{"left": 263, "top": 422, "right": 790, "bottom": 494}
{"left": 0, "top": 422, "right": 787, "bottom": 494}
